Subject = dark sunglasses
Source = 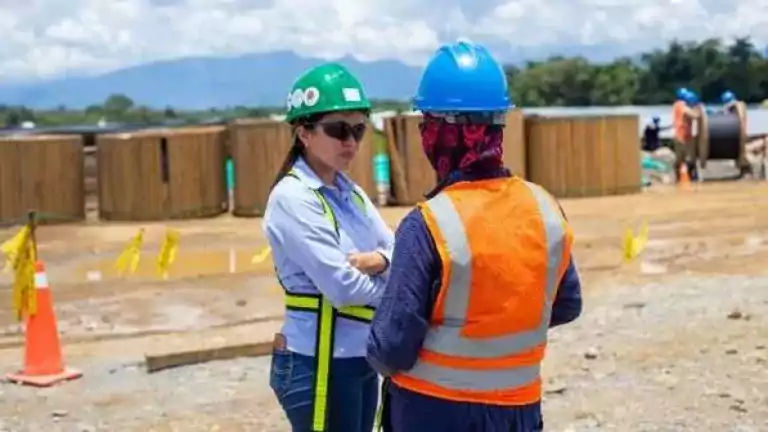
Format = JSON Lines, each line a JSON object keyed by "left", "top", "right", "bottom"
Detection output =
{"left": 313, "top": 121, "right": 367, "bottom": 142}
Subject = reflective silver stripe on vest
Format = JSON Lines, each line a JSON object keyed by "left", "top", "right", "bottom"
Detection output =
{"left": 401, "top": 182, "right": 567, "bottom": 391}
{"left": 407, "top": 361, "right": 541, "bottom": 391}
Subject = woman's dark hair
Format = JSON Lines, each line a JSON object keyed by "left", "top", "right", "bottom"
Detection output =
{"left": 270, "top": 113, "right": 323, "bottom": 190}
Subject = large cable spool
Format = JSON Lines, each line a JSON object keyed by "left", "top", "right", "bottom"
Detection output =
{"left": 696, "top": 101, "right": 748, "bottom": 169}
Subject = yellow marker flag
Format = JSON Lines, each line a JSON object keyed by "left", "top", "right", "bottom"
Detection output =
{"left": 12, "top": 246, "right": 37, "bottom": 321}
{"left": 1, "top": 226, "right": 31, "bottom": 273}
{"left": 251, "top": 246, "right": 272, "bottom": 264}
{"left": 157, "top": 229, "right": 180, "bottom": 278}
{"left": 622, "top": 228, "right": 634, "bottom": 263}
{"left": 622, "top": 220, "right": 649, "bottom": 263}
{"left": 115, "top": 228, "right": 144, "bottom": 276}
{"left": 2, "top": 224, "right": 37, "bottom": 320}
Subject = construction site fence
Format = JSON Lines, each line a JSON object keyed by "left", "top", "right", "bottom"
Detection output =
{"left": 0, "top": 113, "right": 644, "bottom": 225}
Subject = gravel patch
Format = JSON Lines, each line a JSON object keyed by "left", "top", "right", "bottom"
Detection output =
{"left": 0, "top": 274, "right": 765, "bottom": 432}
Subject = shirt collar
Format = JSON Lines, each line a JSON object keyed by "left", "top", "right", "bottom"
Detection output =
{"left": 292, "top": 157, "right": 354, "bottom": 193}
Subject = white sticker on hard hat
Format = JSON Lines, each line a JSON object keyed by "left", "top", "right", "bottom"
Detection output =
{"left": 304, "top": 87, "right": 320, "bottom": 107}
{"left": 291, "top": 89, "right": 304, "bottom": 108}
{"left": 343, "top": 88, "right": 361, "bottom": 102}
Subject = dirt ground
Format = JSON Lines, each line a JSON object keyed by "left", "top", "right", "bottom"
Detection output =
{"left": 0, "top": 180, "right": 767, "bottom": 431}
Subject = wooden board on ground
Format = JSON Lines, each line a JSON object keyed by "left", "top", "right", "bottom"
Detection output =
{"left": 144, "top": 320, "right": 282, "bottom": 373}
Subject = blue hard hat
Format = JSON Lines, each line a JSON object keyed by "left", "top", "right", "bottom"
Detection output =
{"left": 721, "top": 90, "right": 736, "bottom": 104}
{"left": 685, "top": 90, "right": 699, "bottom": 106}
{"left": 413, "top": 39, "right": 513, "bottom": 113}
{"left": 676, "top": 87, "right": 690, "bottom": 100}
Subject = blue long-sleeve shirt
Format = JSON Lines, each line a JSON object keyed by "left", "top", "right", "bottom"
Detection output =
{"left": 263, "top": 157, "right": 395, "bottom": 358}
{"left": 366, "top": 168, "right": 583, "bottom": 377}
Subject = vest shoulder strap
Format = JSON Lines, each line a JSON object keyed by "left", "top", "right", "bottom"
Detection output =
{"left": 350, "top": 189, "right": 367, "bottom": 214}
{"left": 285, "top": 170, "right": 368, "bottom": 236}
{"left": 285, "top": 170, "right": 338, "bottom": 234}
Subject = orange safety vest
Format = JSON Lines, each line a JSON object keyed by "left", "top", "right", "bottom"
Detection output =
{"left": 672, "top": 100, "right": 692, "bottom": 142}
{"left": 390, "top": 177, "right": 574, "bottom": 406}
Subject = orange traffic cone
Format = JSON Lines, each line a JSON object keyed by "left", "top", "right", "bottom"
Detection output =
{"left": 5, "top": 261, "right": 82, "bottom": 387}
{"left": 678, "top": 164, "right": 691, "bottom": 187}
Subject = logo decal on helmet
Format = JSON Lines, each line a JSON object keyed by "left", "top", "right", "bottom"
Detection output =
{"left": 304, "top": 87, "right": 320, "bottom": 107}
{"left": 290, "top": 89, "right": 304, "bottom": 109}
{"left": 343, "top": 88, "right": 361, "bottom": 102}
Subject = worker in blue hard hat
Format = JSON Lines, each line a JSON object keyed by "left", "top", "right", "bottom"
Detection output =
{"left": 721, "top": 90, "right": 736, "bottom": 104}
{"left": 686, "top": 90, "right": 700, "bottom": 107}
{"left": 672, "top": 87, "right": 700, "bottom": 181}
{"left": 721, "top": 90, "right": 739, "bottom": 113}
{"left": 642, "top": 115, "right": 668, "bottom": 152}
{"left": 719, "top": 90, "right": 755, "bottom": 177}
{"left": 367, "top": 39, "right": 583, "bottom": 432}
{"left": 642, "top": 116, "right": 676, "bottom": 182}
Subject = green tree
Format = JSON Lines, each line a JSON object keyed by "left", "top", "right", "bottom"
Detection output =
{"left": 164, "top": 107, "right": 178, "bottom": 118}
{"left": 103, "top": 93, "right": 134, "bottom": 114}
{"left": 507, "top": 37, "right": 768, "bottom": 105}
{"left": 591, "top": 58, "right": 641, "bottom": 105}
{"left": 5, "top": 110, "right": 21, "bottom": 127}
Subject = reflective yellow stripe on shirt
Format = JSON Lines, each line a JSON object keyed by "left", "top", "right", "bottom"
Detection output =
{"left": 313, "top": 298, "right": 335, "bottom": 431}
{"left": 285, "top": 293, "right": 376, "bottom": 322}
{"left": 282, "top": 170, "right": 372, "bottom": 431}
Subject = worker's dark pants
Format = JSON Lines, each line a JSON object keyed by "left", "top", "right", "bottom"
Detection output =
{"left": 270, "top": 350, "right": 378, "bottom": 431}
{"left": 382, "top": 380, "right": 544, "bottom": 432}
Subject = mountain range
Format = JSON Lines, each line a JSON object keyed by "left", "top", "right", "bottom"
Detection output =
{"left": 0, "top": 51, "right": 423, "bottom": 110}
{"left": 0, "top": 44, "right": 628, "bottom": 110}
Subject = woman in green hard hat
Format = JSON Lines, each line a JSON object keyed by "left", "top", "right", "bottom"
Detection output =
{"left": 262, "top": 63, "right": 394, "bottom": 431}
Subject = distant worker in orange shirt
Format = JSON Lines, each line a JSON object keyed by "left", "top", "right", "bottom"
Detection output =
{"left": 672, "top": 87, "right": 700, "bottom": 181}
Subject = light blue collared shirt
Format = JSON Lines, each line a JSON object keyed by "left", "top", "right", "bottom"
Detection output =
{"left": 263, "top": 157, "right": 395, "bottom": 358}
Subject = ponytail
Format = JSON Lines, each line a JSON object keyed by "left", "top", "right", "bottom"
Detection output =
{"left": 271, "top": 113, "right": 326, "bottom": 190}
{"left": 271, "top": 130, "right": 305, "bottom": 190}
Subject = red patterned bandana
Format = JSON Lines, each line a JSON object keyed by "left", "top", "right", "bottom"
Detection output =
{"left": 419, "top": 114, "right": 504, "bottom": 181}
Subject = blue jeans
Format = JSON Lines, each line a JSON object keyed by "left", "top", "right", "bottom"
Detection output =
{"left": 270, "top": 349, "right": 379, "bottom": 432}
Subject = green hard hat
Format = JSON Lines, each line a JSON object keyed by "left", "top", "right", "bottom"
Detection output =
{"left": 285, "top": 63, "right": 372, "bottom": 123}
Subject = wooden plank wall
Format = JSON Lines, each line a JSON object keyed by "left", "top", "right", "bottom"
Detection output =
{"left": 97, "top": 127, "right": 227, "bottom": 221}
{"left": 0, "top": 135, "right": 85, "bottom": 225}
{"left": 526, "top": 115, "right": 641, "bottom": 198}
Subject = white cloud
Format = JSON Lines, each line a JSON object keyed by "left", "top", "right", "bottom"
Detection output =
{"left": 0, "top": 0, "right": 767, "bottom": 82}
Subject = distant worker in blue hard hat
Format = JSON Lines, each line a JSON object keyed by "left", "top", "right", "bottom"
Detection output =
{"left": 721, "top": 90, "right": 738, "bottom": 112}
{"left": 719, "top": 90, "right": 756, "bottom": 178}
{"left": 672, "top": 87, "right": 700, "bottom": 181}
{"left": 642, "top": 116, "right": 677, "bottom": 180}
{"left": 367, "top": 39, "right": 583, "bottom": 432}
{"left": 720, "top": 90, "right": 743, "bottom": 126}
{"left": 642, "top": 115, "right": 668, "bottom": 152}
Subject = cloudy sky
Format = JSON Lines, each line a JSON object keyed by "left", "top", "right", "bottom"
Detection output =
{"left": 1, "top": 0, "right": 767, "bottom": 83}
